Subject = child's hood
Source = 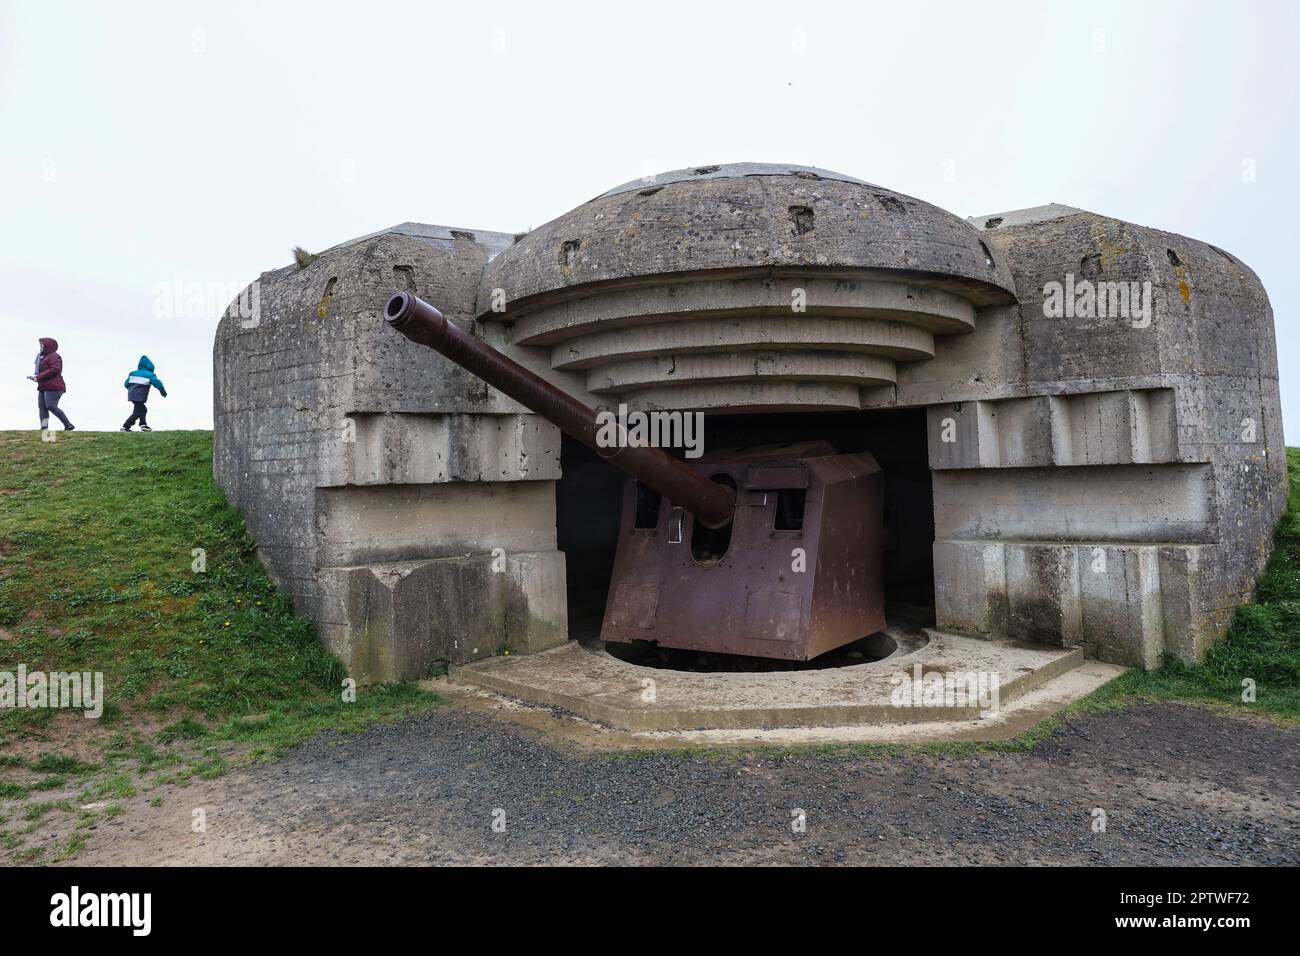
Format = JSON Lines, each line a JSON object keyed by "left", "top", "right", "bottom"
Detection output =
{"left": 39, "top": 337, "right": 58, "bottom": 355}
{"left": 137, "top": 355, "right": 154, "bottom": 372}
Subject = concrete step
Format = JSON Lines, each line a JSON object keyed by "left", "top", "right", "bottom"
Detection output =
{"left": 451, "top": 630, "right": 1109, "bottom": 733}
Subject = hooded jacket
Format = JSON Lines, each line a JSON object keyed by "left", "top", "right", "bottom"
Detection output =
{"left": 124, "top": 355, "right": 167, "bottom": 402}
{"left": 34, "top": 338, "right": 66, "bottom": 392}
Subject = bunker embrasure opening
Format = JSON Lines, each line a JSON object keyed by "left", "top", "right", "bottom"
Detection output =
{"left": 553, "top": 408, "right": 935, "bottom": 661}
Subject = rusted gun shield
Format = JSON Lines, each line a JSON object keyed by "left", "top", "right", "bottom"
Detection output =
{"left": 601, "top": 443, "right": 885, "bottom": 661}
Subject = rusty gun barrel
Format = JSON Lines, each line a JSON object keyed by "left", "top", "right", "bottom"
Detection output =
{"left": 383, "top": 292, "right": 735, "bottom": 528}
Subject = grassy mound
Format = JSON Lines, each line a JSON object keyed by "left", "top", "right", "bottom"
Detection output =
{"left": 0, "top": 430, "right": 437, "bottom": 757}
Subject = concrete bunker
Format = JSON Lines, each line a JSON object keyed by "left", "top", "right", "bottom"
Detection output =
{"left": 213, "top": 163, "right": 1285, "bottom": 690}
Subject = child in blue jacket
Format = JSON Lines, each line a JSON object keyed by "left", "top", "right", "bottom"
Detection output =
{"left": 121, "top": 356, "right": 167, "bottom": 431}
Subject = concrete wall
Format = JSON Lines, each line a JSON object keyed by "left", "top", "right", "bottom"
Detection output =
{"left": 915, "top": 205, "right": 1285, "bottom": 666}
{"left": 213, "top": 226, "right": 569, "bottom": 682}
{"left": 214, "top": 171, "right": 1284, "bottom": 677}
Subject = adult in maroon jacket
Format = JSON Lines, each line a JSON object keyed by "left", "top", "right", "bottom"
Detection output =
{"left": 27, "top": 337, "right": 75, "bottom": 431}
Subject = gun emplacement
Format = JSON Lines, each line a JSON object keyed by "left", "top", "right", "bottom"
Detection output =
{"left": 383, "top": 292, "right": 736, "bottom": 528}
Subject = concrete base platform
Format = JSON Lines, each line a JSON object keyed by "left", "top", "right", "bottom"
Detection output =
{"left": 450, "top": 629, "right": 1123, "bottom": 734}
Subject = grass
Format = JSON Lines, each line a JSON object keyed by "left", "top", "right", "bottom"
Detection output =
{"left": 0, "top": 430, "right": 440, "bottom": 859}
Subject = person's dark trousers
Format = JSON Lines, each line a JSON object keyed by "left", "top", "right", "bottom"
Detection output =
{"left": 38, "top": 390, "right": 72, "bottom": 429}
{"left": 123, "top": 401, "right": 148, "bottom": 429}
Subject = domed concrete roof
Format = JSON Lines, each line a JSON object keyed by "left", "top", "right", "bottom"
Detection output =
{"left": 479, "top": 162, "right": 1017, "bottom": 316}
{"left": 474, "top": 164, "right": 1022, "bottom": 412}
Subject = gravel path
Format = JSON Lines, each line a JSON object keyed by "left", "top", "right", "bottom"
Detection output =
{"left": 73, "top": 701, "right": 1300, "bottom": 865}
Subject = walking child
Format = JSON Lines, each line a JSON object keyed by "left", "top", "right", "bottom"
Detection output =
{"left": 122, "top": 355, "right": 167, "bottom": 431}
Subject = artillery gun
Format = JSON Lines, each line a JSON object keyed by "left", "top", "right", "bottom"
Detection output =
{"left": 383, "top": 291, "right": 885, "bottom": 661}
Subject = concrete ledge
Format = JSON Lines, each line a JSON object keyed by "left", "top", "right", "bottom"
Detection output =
{"left": 450, "top": 631, "right": 1095, "bottom": 732}
{"left": 324, "top": 550, "right": 567, "bottom": 682}
{"left": 436, "top": 659, "right": 1126, "bottom": 748}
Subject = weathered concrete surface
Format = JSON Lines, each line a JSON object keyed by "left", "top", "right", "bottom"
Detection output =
{"left": 442, "top": 659, "right": 1126, "bottom": 748}
{"left": 331, "top": 551, "right": 567, "bottom": 676}
{"left": 451, "top": 633, "right": 1099, "bottom": 732}
{"left": 921, "top": 205, "right": 1285, "bottom": 666}
{"left": 213, "top": 225, "right": 570, "bottom": 683}
{"left": 482, "top": 164, "right": 1017, "bottom": 310}
{"left": 214, "top": 165, "right": 1284, "bottom": 681}
{"left": 480, "top": 166, "right": 1015, "bottom": 413}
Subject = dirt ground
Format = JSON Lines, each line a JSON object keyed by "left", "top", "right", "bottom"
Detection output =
{"left": 59, "top": 699, "right": 1300, "bottom": 866}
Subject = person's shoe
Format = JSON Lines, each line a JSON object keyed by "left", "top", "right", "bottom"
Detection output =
{"left": 64, "top": 424, "right": 75, "bottom": 431}
{"left": 120, "top": 426, "right": 132, "bottom": 432}
{"left": 139, "top": 425, "right": 152, "bottom": 432}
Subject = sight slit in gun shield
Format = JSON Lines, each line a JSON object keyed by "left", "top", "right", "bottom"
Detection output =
{"left": 382, "top": 292, "right": 736, "bottom": 529}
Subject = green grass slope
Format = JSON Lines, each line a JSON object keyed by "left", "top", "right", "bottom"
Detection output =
{"left": 0, "top": 430, "right": 437, "bottom": 757}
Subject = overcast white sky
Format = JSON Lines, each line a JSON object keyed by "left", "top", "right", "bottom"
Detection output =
{"left": 1, "top": 0, "right": 1296, "bottom": 435}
